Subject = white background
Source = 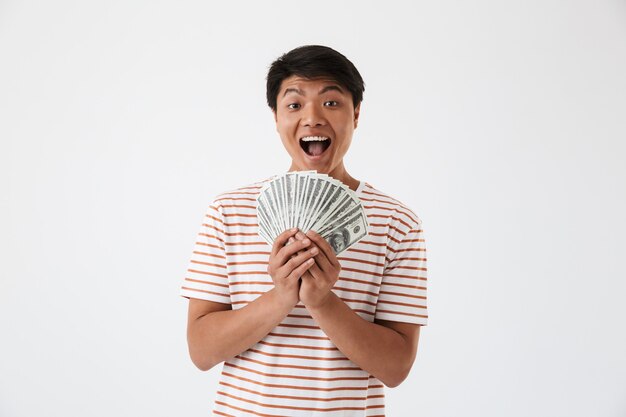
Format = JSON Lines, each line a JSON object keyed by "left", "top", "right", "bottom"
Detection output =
{"left": 1, "top": 1, "right": 625, "bottom": 416}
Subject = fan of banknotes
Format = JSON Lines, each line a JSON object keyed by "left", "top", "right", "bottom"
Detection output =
{"left": 256, "top": 171, "right": 369, "bottom": 254}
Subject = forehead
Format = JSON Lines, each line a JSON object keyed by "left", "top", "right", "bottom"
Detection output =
{"left": 278, "top": 75, "right": 348, "bottom": 96}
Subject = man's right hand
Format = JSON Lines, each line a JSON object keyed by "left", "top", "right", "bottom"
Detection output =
{"left": 267, "top": 228, "right": 319, "bottom": 308}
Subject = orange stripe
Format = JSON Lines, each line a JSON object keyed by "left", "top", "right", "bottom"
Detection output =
{"left": 342, "top": 266, "right": 382, "bottom": 277}
{"left": 381, "top": 281, "right": 427, "bottom": 291}
{"left": 338, "top": 256, "right": 384, "bottom": 268}
{"left": 224, "top": 241, "right": 268, "bottom": 246}
{"left": 226, "top": 251, "right": 271, "bottom": 256}
{"left": 213, "top": 410, "right": 235, "bottom": 417}
{"left": 187, "top": 269, "right": 228, "bottom": 279}
{"left": 368, "top": 232, "right": 402, "bottom": 244}
{"left": 368, "top": 223, "right": 407, "bottom": 236}
{"left": 392, "top": 256, "right": 427, "bottom": 262}
{"left": 345, "top": 247, "right": 385, "bottom": 258}
{"left": 363, "top": 205, "right": 419, "bottom": 225}
{"left": 257, "top": 340, "right": 339, "bottom": 352}
{"left": 224, "top": 221, "right": 259, "bottom": 227}
{"left": 277, "top": 323, "right": 321, "bottom": 331}
{"left": 362, "top": 188, "right": 403, "bottom": 203}
{"left": 219, "top": 381, "right": 369, "bottom": 402}
{"left": 267, "top": 331, "right": 329, "bottom": 341}
{"left": 339, "top": 296, "right": 376, "bottom": 307}
{"left": 216, "top": 391, "right": 367, "bottom": 412}
{"left": 199, "top": 232, "right": 224, "bottom": 243}
{"left": 246, "top": 348, "right": 347, "bottom": 362}
{"left": 361, "top": 196, "right": 402, "bottom": 205}
{"left": 230, "top": 280, "right": 272, "bottom": 286}
{"left": 377, "top": 299, "right": 427, "bottom": 309}
{"left": 193, "top": 250, "right": 226, "bottom": 259}
{"left": 385, "top": 265, "right": 427, "bottom": 272}
{"left": 358, "top": 240, "right": 387, "bottom": 248}
{"left": 205, "top": 224, "right": 259, "bottom": 237}
{"left": 219, "top": 190, "right": 260, "bottom": 196}
{"left": 379, "top": 290, "right": 426, "bottom": 300}
{"left": 385, "top": 273, "right": 427, "bottom": 280}
{"left": 338, "top": 276, "right": 382, "bottom": 288}
{"left": 394, "top": 247, "right": 426, "bottom": 253}
{"left": 231, "top": 290, "right": 266, "bottom": 296}
{"left": 292, "top": 303, "right": 373, "bottom": 316}
{"left": 229, "top": 260, "right": 268, "bottom": 266}
{"left": 368, "top": 213, "right": 412, "bottom": 229}
{"left": 195, "top": 242, "right": 223, "bottom": 251}
{"left": 375, "top": 308, "right": 428, "bottom": 319}
{"left": 221, "top": 371, "right": 365, "bottom": 391}
{"left": 183, "top": 278, "right": 228, "bottom": 288}
{"left": 223, "top": 362, "right": 369, "bottom": 381}
{"left": 205, "top": 214, "right": 224, "bottom": 224}
{"left": 223, "top": 212, "right": 256, "bottom": 218}
{"left": 223, "top": 231, "right": 259, "bottom": 237}
{"left": 334, "top": 285, "right": 378, "bottom": 298}
{"left": 215, "top": 196, "right": 256, "bottom": 202}
{"left": 181, "top": 286, "right": 229, "bottom": 298}
{"left": 229, "top": 270, "right": 269, "bottom": 276}
{"left": 221, "top": 204, "right": 256, "bottom": 209}
{"left": 190, "top": 260, "right": 227, "bottom": 269}
{"left": 235, "top": 354, "right": 363, "bottom": 372}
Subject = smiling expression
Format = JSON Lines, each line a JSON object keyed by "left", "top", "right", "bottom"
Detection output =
{"left": 273, "top": 75, "right": 360, "bottom": 178}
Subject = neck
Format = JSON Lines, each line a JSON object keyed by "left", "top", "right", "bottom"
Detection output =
{"left": 288, "top": 162, "right": 360, "bottom": 192}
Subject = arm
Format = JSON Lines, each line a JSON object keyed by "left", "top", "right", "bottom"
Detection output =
{"left": 186, "top": 228, "right": 318, "bottom": 371}
{"left": 307, "top": 292, "right": 421, "bottom": 388}
{"left": 300, "top": 230, "right": 421, "bottom": 387}
{"left": 187, "top": 289, "right": 295, "bottom": 371}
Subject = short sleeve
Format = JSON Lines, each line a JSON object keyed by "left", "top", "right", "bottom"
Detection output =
{"left": 179, "top": 202, "right": 231, "bottom": 304}
{"left": 375, "top": 224, "right": 429, "bottom": 325}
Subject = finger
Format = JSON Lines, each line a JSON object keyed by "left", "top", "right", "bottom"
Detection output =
{"left": 306, "top": 230, "right": 340, "bottom": 268}
{"left": 286, "top": 237, "right": 297, "bottom": 258}
{"left": 276, "top": 241, "right": 317, "bottom": 274}
{"left": 291, "top": 234, "right": 310, "bottom": 258}
{"left": 271, "top": 228, "right": 299, "bottom": 257}
{"left": 305, "top": 258, "right": 325, "bottom": 280}
{"left": 290, "top": 231, "right": 308, "bottom": 256}
{"left": 286, "top": 257, "right": 315, "bottom": 282}
{"left": 300, "top": 270, "right": 315, "bottom": 283}
{"left": 276, "top": 236, "right": 312, "bottom": 266}
{"left": 313, "top": 249, "right": 333, "bottom": 273}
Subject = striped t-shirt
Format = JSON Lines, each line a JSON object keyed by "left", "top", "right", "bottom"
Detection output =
{"left": 180, "top": 178, "right": 429, "bottom": 417}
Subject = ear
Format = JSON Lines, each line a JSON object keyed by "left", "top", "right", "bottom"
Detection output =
{"left": 354, "top": 103, "right": 361, "bottom": 129}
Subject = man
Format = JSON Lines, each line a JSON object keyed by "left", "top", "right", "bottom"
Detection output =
{"left": 180, "top": 45, "right": 428, "bottom": 416}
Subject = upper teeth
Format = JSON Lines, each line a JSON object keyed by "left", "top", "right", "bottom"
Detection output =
{"left": 301, "top": 136, "right": 329, "bottom": 142}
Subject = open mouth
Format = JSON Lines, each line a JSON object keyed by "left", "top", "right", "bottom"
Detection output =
{"left": 299, "top": 136, "right": 331, "bottom": 157}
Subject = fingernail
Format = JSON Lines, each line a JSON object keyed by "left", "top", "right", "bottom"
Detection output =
{"left": 302, "top": 238, "right": 310, "bottom": 245}
{"left": 291, "top": 227, "right": 298, "bottom": 232}
{"left": 311, "top": 247, "right": 319, "bottom": 255}
{"left": 296, "top": 232, "right": 305, "bottom": 239}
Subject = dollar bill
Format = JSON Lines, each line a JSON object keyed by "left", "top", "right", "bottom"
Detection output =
{"left": 256, "top": 171, "right": 369, "bottom": 252}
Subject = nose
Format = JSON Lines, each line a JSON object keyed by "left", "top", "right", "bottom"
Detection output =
{"left": 301, "top": 104, "right": 326, "bottom": 127}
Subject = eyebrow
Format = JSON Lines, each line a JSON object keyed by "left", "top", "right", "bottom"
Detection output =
{"left": 282, "top": 85, "right": 344, "bottom": 97}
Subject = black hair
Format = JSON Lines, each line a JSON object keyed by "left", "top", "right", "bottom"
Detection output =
{"left": 266, "top": 45, "right": 365, "bottom": 111}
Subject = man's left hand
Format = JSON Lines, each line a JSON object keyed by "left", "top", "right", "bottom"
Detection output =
{"left": 295, "top": 230, "right": 341, "bottom": 310}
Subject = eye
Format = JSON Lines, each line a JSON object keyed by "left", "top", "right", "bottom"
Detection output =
{"left": 287, "top": 103, "right": 301, "bottom": 110}
{"left": 324, "top": 100, "right": 338, "bottom": 107}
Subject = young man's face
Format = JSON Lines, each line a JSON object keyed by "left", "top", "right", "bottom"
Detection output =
{"left": 273, "top": 75, "right": 360, "bottom": 177}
